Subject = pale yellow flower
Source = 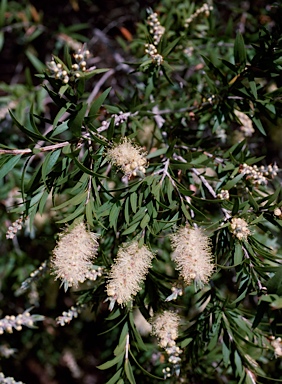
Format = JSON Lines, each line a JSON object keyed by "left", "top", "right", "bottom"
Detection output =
{"left": 106, "top": 241, "right": 154, "bottom": 309}
{"left": 230, "top": 217, "right": 250, "bottom": 240}
{"left": 106, "top": 137, "right": 147, "bottom": 177}
{"left": 51, "top": 222, "right": 99, "bottom": 289}
{"left": 151, "top": 311, "right": 180, "bottom": 348}
{"left": 170, "top": 225, "right": 214, "bottom": 286}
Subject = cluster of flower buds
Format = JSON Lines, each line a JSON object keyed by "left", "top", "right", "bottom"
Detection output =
{"left": 184, "top": 3, "right": 213, "bottom": 28}
{"left": 151, "top": 311, "right": 182, "bottom": 378}
{"left": 145, "top": 43, "right": 163, "bottom": 66}
{"left": 16, "top": 260, "right": 48, "bottom": 296}
{"left": 183, "top": 46, "right": 194, "bottom": 58}
{"left": 0, "top": 373, "right": 24, "bottom": 384}
{"left": 6, "top": 217, "right": 23, "bottom": 240}
{"left": 274, "top": 207, "right": 282, "bottom": 219}
{"left": 84, "top": 266, "right": 103, "bottom": 282}
{"left": 147, "top": 12, "right": 165, "bottom": 45}
{"left": 165, "top": 286, "right": 183, "bottom": 302}
{"left": 260, "top": 164, "right": 279, "bottom": 178}
{"left": 47, "top": 46, "right": 91, "bottom": 84}
{"left": 270, "top": 336, "right": 282, "bottom": 358}
{"left": 217, "top": 189, "right": 230, "bottom": 200}
{"left": 234, "top": 110, "right": 255, "bottom": 137}
{"left": 101, "top": 111, "right": 136, "bottom": 130}
{"left": 240, "top": 163, "right": 279, "bottom": 186}
{"left": 0, "top": 345, "right": 16, "bottom": 358}
{"left": 0, "top": 309, "right": 44, "bottom": 334}
{"left": 56, "top": 304, "right": 85, "bottom": 326}
{"left": 230, "top": 217, "right": 250, "bottom": 241}
{"left": 72, "top": 46, "right": 91, "bottom": 75}
{"left": 47, "top": 60, "right": 69, "bottom": 83}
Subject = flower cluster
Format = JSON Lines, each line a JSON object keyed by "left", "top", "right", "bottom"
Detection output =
{"left": 147, "top": 12, "right": 165, "bottom": 45}
{"left": 230, "top": 217, "right": 250, "bottom": 240}
{"left": 0, "top": 310, "right": 44, "bottom": 334}
{"left": 56, "top": 304, "right": 86, "bottom": 326}
{"left": 0, "top": 373, "right": 24, "bottom": 384}
{"left": 234, "top": 110, "right": 255, "bottom": 137}
{"left": 6, "top": 217, "right": 23, "bottom": 239}
{"left": 47, "top": 60, "right": 70, "bottom": 83}
{"left": 0, "top": 345, "right": 16, "bottom": 358}
{"left": 72, "top": 46, "right": 91, "bottom": 74}
{"left": 151, "top": 311, "right": 182, "bottom": 377}
{"left": 274, "top": 207, "right": 282, "bottom": 219}
{"left": 145, "top": 43, "right": 163, "bottom": 66}
{"left": 15, "top": 260, "right": 48, "bottom": 296}
{"left": 100, "top": 111, "right": 138, "bottom": 131}
{"left": 270, "top": 336, "right": 282, "bottom": 358}
{"left": 165, "top": 286, "right": 183, "bottom": 302}
{"left": 184, "top": 3, "right": 213, "bottom": 28}
{"left": 51, "top": 222, "right": 99, "bottom": 290}
{"left": 170, "top": 225, "right": 214, "bottom": 286}
{"left": 106, "top": 241, "right": 154, "bottom": 310}
{"left": 47, "top": 46, "right": 91, "bottom": 83}
{"left": 217, "top": 189, "right": 230, "bottom": 200}
{"left": 240, "top": 163, "right": 279, "bottom": 186}
{"left": 106, "top": 137, "right": 147, "bottom": 177}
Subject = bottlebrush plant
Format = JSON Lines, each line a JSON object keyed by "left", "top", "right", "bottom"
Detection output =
{"left": 0, "top": 1, "right": 282, "bottom": 383}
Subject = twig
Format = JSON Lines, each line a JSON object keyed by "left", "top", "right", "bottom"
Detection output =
{"left": 125, "top": 333, "right": 130, "bottom": 360}
{"left": 0, "top": 141, "right": 70, "bottom": 155}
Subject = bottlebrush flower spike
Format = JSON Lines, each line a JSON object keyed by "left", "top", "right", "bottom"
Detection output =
{"left": 106, "top": 137, "right": 147, "bottom": 177}
{"left": 106, "top": 241, "right": 154, "bottom": 310}
{"left": 170, "top": 225, "right": 214, "bottom": 286}
{"left": 51, "top": 222, "right": 99, "bottom": 290}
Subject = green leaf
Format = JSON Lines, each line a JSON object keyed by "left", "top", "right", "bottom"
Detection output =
{"left": 68, "top": 103, "right": 87, "bottom": 137}
{"left": 122, "top": 222, "right": 140, "bottom": 236}
{"left": 234, "top": 32, "right": 246, "bottom": 69}
{"left": 52, "top": 192, "right": 87, "bottom": 210}
{"left": 42, "top": 149, "right": 61, "bottom": 180}
{"left": 97, "top": 353, "right": 124, "bottom": 370}
{"left": 124, "top": 360, "right": 136, "bottom": 384}
{"left": 234, "top": 243, "right": 243, "bottom": 264}
{"left": 105, "top": 368, "right": 123, "bottom": 384}
{"left": 180, "top": 338, "right": 193, "bottom": 348}
{"left": 252, "top": 116, "right": 266, "bottom": 136}
{"left": 107, "top": 117, "right": 115, "bottom": 140}
{"left": 0, "top": 31, "right": 4, "bottom": 52}
{"left": 25, "top": 50, "right": 45, "bottom": 73}
{"left": 88, "top": 87, "right": 111, "bottom": 119}
{"left": 9, "top": 110, "right": 46, "bottom": 141}
{"left": 221, "top": 173, "right": 244, "bottom": 190}
{"left": 0, "top": 0, "right": 7, "bottom": 28}
{"left": 130, "top": 192, "right": 138, "bottom": 214}
{"left": 0, "top": 155, "right": 22, "bottom": 179}
{"left": 140, "top": 213, "right": 150, "bottom": 229}
{"left": 249, "top": 80, "right": 257, "bottom": 99}
{"left": 266, "top": 266, "right": 282, "bottom": 295}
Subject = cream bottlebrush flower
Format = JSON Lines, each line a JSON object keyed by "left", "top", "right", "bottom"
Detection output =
{"left": 106, "top": 137, "right": 147, "bottom": 177}
{"left": 51, "top": 222, "right": 99, "bottom": 290}
{"left": 230, "top": 217, "right": 250, "bottom": 240}
{"left": 151, "top": 311, "right": 180, "bottom": 348}
{"left": 170, "top": 225, "right": 214, "bottom": 286}
{"left": 106, "top": 241, "right": 154, "bottom": 309}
